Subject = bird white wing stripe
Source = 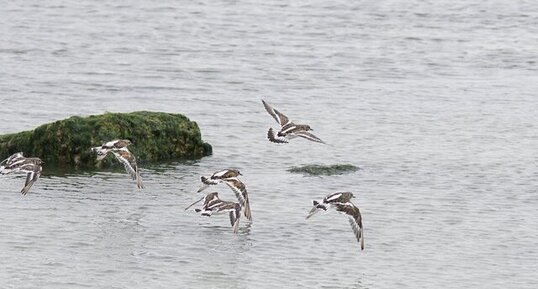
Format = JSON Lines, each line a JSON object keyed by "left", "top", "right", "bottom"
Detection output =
{"left": 293, "top": 131, "right": 325, "bottom": 144}
{"left": 281, "top": 125, "right": 297, "bottom": 134}
{"left": 348, "top": 217, "right": 364, "bottom": 250}
{"left": 262, "top": 100, "right": 281, "bottom": 125}
{"left": 224, "top": 180, "right": 246, "bottom": 206}
{"left": 267, "top": 128, "right": 289, "bottom": 144}
{"left": 231, "top": 207, "right": 241, "bottom": 234}
{"left": 213, "top": 169, "right": 229, "bottom": 178}
{"left": 262, "top": 100, "right": 291, "bottom": 126}
{"left": 326, "top": 193, "right": 342, "bottom": 202}
{"left": 112, "top": 151, "right": 137, "bottom": 180}
{"left": 24, "top": 171, "right": 35, "bottom": 188}
{"left": 103, "top": 140, "right": 119, "bottom": 147}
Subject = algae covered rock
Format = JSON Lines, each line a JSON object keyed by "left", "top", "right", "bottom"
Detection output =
{"left": 0, "top": 111, "right": 212, "bottom": 169}
{"left": 288, "top": 164, "right": 359, "bottom": 176}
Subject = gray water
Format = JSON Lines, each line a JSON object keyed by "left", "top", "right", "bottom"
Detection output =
{"left": 0, "top": 0, "right": 537, "bottom": 288}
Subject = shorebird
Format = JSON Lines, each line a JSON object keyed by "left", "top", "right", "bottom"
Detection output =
{"left": 262, "top": 99, "right": 325, "bottom": 144}
{"left": 197, "top": 169, "right": 252, "bottom": 222}
{"left": 185, "top": 192, "right": 242, "bottom": 233}
{"left": 0, "top": 152, "right": 25, "bottom": 170}
{"left": 92, "top": 139, "right": 132, "bottom": 161}
{"left": 91, "top": 139, "right": 144, "bottom": 189}
{"left": 0, "top": 152, "right": 43, "bottom": 195}
{"left": 306, "top": 192, "right": 364, "bottom": 250}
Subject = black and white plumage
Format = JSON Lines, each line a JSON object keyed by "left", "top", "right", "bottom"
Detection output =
{"left": 91, "top": 139, "right": 132, "bottom": 161}
{"left": 335, "top": 203, "right": 364, "bottom": 250}
{"left": 306, "top": 192, "right": 355, "bottom": 218}
{"left": 306, "top": 192, "right": 364, "bottom": 250}
{"left": 112, "top": 148, "right": 144, "bottom": 189}
{"left": 91, "top": 139, "right": 144, "bottom": 189}
{"left": 262, "top": 99, "right": 325, "bottom": 144}
{"left": 0, "top": 152, "right": 43, "bottom": 195}
{"left": 197, "top": 169, "right": 252, "bottom": 222}
{"left": 0, "top": 152, "right": 25, "bottom": 170}
{"left": 185, "top": 192, "right": 242, "bottom": 233}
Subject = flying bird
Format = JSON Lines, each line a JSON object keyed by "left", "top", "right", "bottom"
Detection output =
{"left": 91, "top": 139, "right": 132, "bottom": 161}
{"left": 0, "top": 152, "right": 25, "bottom": 172}
{"left": 197, "top": 169, "right": 252, "bottom": 221}
{"left": 0, "top": 152, "right": 43, "bottom": 195}
{"left": 91, "top": 139, "right": 144, "bottom": 189}
{"left": 262, "top": 99, "right": 325, "bottom": 144}
{"left": 185, "top": 192, "right": 242, "bottom": 233}
{"left": 306, "top": 192, "right": 364, "bottom": 250}
{"left": 306, "top": 191, "right": 355, "bottom": 218}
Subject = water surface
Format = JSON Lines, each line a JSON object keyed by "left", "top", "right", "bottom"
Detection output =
{"left": 0, "top": 0, "right": 537, "bottom": 288}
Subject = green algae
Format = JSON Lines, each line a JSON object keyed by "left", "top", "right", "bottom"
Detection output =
{"left": 0, "top": 111, "right": 212, "bottom": 169}
{"left": 287, "top": 164, "right": 359, "bottom": 176}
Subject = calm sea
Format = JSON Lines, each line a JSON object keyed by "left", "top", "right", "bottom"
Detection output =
{"left": 0, "top": 0, "right": 537, "bottom": 288}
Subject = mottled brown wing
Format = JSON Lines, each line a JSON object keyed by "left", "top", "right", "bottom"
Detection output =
{"left": 219, "top": 169, "right": 241, "bottom": 179}
{"left": 325, "top": 192, "right": 354, "bottom": 204}
{"left": 209, "top": 169, "right": 240, "bottom": 179}
{"left": 203, "top": 193, "right": 224, "bottom": 210}
{"left": 262, "top": 100, "right": 290, "bottom": 126}
{"left": 112, "top": 149, "right": 144, "bottom": 189}
{"left": 198, "top": 176, "right": 220, "bottom": 193}
{"left": 1, "top": 154, "right": 28, "bottom": 173}
{"left": 114, "top": 139, "right": 131, "bottom": 148}
{"left": 1, "top": 152, "right": 24, "bottom": 166}
{"left": 224, "top": 178, "right": 252, "bottom": 221}
{"left": 348, "top": 217, "right": 364, "bottom": 250}
{"left": 336, "top": 203, "right": 364, "bottom": 250}
{"left": 113, "top": 150, "right": 137, "bottom": 180}
{"left": 21, "top": 165, "right": 41, "bottom": 195}
{"left": 229, "top": 203, "right": 241, "bottom": 233}
{"left": 267, "top": 128, "right": 288, "bottom": 144}
{"left": 293, "top": 131, "right": 325, "bottom": 144}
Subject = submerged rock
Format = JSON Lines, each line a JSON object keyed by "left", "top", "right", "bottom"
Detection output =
{"left": 0, "top": 111, "right": 212, "bottom": 169}
{"left": 288, "top": 164, "right": 359, "bottom": 176}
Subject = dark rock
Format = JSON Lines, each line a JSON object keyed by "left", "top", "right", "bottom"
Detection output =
{"left": 0, "top": 111, "right": 212, "bottom": 169}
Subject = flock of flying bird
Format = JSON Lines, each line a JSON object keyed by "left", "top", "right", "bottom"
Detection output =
{"left": 0, "top": 100, "right": 364, "bottom": 251}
